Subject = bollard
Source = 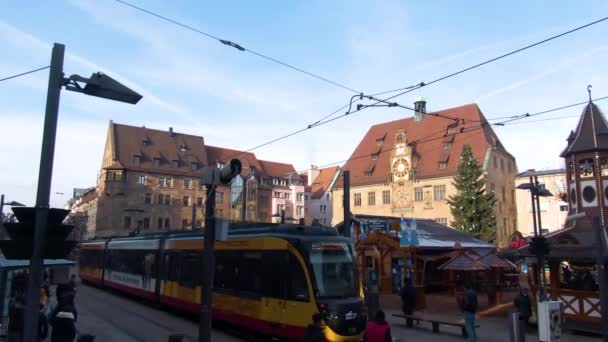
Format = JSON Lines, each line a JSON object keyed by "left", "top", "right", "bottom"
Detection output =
{"left": 168, "top": 334, "right": 184, "bottom": 342}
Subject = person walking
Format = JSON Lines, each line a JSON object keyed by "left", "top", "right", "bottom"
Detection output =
{"left": 39, "top": 304, "right": 49, "bottom": 341}
{"left": 364, "top": 310, "right": 392, "bottom": 342}
{"left": 513, "top": 286, "right": 532, "bottom": 342}
{"left": 7, "top": 294, "right": 25, "bottom": 342}
{"left": 49, "top": 297, "right": 78, "bottom": 342}
{"left": 462, "top": 282, "right": 478, "bottom": 342}
{"left": 399, "top": 277, "right": 416, "bottom": 327}
{"left": 303, "top": 313, "right": 324, "bottom": 342}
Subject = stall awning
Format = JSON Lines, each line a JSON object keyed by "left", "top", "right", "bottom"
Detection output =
{"left": 0, "top": 259, "right": 75, "bottom": 271}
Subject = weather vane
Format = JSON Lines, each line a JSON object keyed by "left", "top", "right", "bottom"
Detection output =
{"left": 588, "top": 84, "right": 593, "bottom": 102}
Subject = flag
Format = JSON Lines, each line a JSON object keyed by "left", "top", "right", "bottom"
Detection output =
{"left": 410, "top": 218, "right": 419, "bottom": 246}
{"left": 360, "top": 228, "right": 366, "bottom": 241}
{"left": 400, "top": 229, "right": 410, "bottom": 247}
{"left": 349, "top": 222, "right": 355, "bottom": 241}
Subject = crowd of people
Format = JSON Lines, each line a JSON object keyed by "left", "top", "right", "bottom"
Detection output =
{"left": 6, "top": 271, "right": 87, "bottom": 342}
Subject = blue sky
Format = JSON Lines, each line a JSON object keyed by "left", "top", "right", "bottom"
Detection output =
{"left": 1, "top": 0, "right": 607, "bottom": 207}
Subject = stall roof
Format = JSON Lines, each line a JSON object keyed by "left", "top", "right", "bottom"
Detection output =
{"left": 437, "top": 252, "right": 490, "bottom": 271}
{"left": 0, "top": 259, "right": 75, "bottom": 270}
{"left": 350, "top": 214, "right": 495, "bottom": 250}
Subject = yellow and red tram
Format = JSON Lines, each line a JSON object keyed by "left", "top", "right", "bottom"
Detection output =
{"left": 79, "top": 224, "right": 365, "bottom": 341}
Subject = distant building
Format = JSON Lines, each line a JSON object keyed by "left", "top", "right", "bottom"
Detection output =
{"left": 69, "top": 187, "right": 97, "bottom": 240}
{"left": 305, "top": 166, "right": 341, "bottom": 226}
{"left": 74, "top": 121, "right": 305, "bottom": 238}
{"left": 332, "top": 99, "right": 518, "bottom": 244}
{"left": 515, "top": 169, "right": 568, "bottom": 236}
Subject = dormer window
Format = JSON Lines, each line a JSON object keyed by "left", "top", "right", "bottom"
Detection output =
{"left": 142, "top": 137, "right": 150, "bottom": 146}
{"left": 250, "top": 166, "right": 256, "bottom": 174}
{"left": 217, "top": 162, "right": 225, "bottom": 169}
{"left": 191, "top": 162, "right": 198, "bottom": 170}
{"left": 133, "top": 154, "right": 141, "bottom": 164}
{"left": 364, "top": 171, "right": 373, "bottom": 177}
{"left": 371, "top": 153, "right": 379, "bottom": 160}
{"left": 447, "top": 126, "right": 456, "bottom": 135}
{"left": 172, "top": 160, "right": 179, "bottom": 168}
{"left": 153, "top": 158, "right": 161, "bottom": 168}
{"left": 439, "top": 162, "right": 447, "bottom": 169}
{"left": 376, "top": 138, "right": 384, "bottom": 146}
{"left": 179, "top": 144, "right": 187, "bottom": 152}
{"left": 443, "top": 142, "right": 452, "bottom": 150}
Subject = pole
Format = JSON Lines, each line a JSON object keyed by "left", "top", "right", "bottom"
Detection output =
{"left": 529, "top": 177, "right": 538, "bottom": 237}
{"left": 593, "top": 217, "right": 608, "bottom": 342}
{"left": 199, "top": 185, "right": 216, "bottom": 342}
{"left": 0, "top": 194, "right": 5, "bottom": 222}
{"left": 534, "top": 175, "right": 547, "bottom": 301}
{"left": 343, "top": 171, "right": 351, "bottom": 237}
{"left": 23, "top": 43, "right": 64, "bottom": 342}
{"left": 191, "top": 200, "right": 196, "bottom": 229}
{"left": 241, "top": 179, "right": 247, "bottom": 222}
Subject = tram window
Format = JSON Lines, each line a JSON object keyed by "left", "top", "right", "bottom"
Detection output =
{"left": 286, "top": 253, "right": 309, "bottom": 302}
{"left": 214, "top": 251, "right": 237, "bottom": 293}
{"left": 166, "top": 252, "right": 179, "bottom": 281}
{"left": 261, "top": 251, "right": 286, "bottom": 299}
{"left": 178, "top": 252, "right": 200, "bottom": 288}
{"left": 237, "top": 252, "right": 262, "bottom": 298}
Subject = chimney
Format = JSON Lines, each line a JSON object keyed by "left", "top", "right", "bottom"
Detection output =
{"left": 308, "top": 165, "right": 320, "bottom": 186}
{"left": 566, "top": 130, "right": 575, "bottom": 145}
{"left": 414, "top": 96, "right": 426, "bottom": 122}
{"left": 169, "top": 127, "right": 175, "bottom": 137}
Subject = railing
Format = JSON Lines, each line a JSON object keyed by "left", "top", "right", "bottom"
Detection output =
{"left": 549, "top": 288, "right": 601, "bottom": 322}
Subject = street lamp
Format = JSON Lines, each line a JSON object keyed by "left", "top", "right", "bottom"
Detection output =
{"left": 516, "top": 174, "right": 553, "bottom": 303}
{"left": 0, "top": 194, "right": 25, "bottom": 226}
{"left": 23, "top": 42, "right": 141, "bottom": 341}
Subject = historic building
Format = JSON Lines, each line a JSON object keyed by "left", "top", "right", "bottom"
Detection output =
{"left": 332, "top": 99, "right": 518, "bottom": 244}
{"left": 515, "top": 169, "right": 568, "bottom": 236}
{"left": 305, "top": 166, "right": 341, "bottom": 226}
{"left": 72, "top": 121, "right": 305, "bottom": 237}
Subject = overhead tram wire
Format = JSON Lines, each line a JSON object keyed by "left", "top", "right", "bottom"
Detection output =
{"left": 285, "top": 95, "right": 608, "bottom": 177}
{"left": 0, "top": 66, "right": 50, "bottom": 83}
{"left": 114, "top": 0, "right": 361, "bottom": 94}
{"left": 369, "top": 15, "right": 608, "bottom": 98}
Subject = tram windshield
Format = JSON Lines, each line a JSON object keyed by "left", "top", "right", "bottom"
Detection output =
{"left": 308, "top": 242, "right": 359, "bottom": 299}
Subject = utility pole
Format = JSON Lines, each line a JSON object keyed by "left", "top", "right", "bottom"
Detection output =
{"left": 534, "top": 175, "right": 547, "bottom": 301}
{"left": 593, "top": 217, "right": 608, "bottom": 342}
{"left": 0, "top": 194, "right": 4, "bottom": 221}
{"left": 528, "top": 176, "right": 542, "bottom": 301}
{"left": 199, "top": 185, "right": 216, "bottom": 342}
{"left": 343, "top": 171, "right": 351, "bottom": 237}
{"left": 23, "top": 43, "right": 65, "bottom": 342}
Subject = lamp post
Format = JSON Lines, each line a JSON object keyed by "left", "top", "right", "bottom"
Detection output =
{"left": 23, "top": 42, "right": 142, "bottom": 342}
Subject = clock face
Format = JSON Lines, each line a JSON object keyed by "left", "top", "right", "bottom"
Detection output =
{"left": 393, "top": 158, "right": 409, "bottom": 178}
{"left": 397, "top": 190, "right": 405, "bottom": 199}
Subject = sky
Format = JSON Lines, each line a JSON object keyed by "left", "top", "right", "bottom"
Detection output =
{"left": 1, "top": 0, "right": 607, "bottom": 208}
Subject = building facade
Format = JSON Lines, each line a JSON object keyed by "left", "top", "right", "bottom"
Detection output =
{"left": 73, "top": 121, "right": 305, "bottom": 238}
{"left": 515, "top": 169, "right": 568, "bottom": 236}
{"left": 331, "top": 100, "right": 518, "bottom": 244}
{"left": 306, "top": 166, "right": 341, "bottom": 226}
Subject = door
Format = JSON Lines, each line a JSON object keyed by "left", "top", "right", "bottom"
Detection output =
{"left": 281, "top": 252, "right": 315, "bottom": 341}
{"left": 260, "top": 251, "right": 285, "bottom": 337}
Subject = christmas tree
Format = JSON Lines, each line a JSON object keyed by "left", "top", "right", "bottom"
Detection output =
{"left": 448, "top": 144, "right": 497, "bottom": 242}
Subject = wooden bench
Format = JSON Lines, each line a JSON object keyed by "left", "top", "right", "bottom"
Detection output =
{"left": 392, "top": 313, "right": 479, "bottom": 339}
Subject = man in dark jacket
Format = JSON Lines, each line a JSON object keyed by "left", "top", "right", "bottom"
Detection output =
{"left": 49, "top": 302, "right": 77, "bottom": 342}
{"left": 400, "top": 277, "right": 416, "bottom": 327}
{"left": 463, "top": 283, "right": 478, "bottom": 342}
{"left": 514, "top": 286, "right": 531, "bottom": 342}
{"left": 303, "top": 313, "right": 324, "bottom": 342}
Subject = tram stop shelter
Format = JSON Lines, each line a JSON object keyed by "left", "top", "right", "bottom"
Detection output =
{"left": 341, "top": 215, "right": 506, "bottom": 309}
{"left": 0, "top": 258, "right": 75, "bottom": 336}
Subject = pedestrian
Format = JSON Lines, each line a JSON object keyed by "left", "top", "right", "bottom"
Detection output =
{"left": 39, "top": 304, "right": 49, "bottom": 341}
{"left": 399, "top": 277, "right": 416, "bottom": 327}
{"left": 69, "top": 274, "right": 78, "bottom": 292}
{"left": 364, "top": 310, "right": 392, "bottom": 342}
{"left": 513, "top": 286, "right": 531, "bottom": 342}
{"left": 7, "top": 294, "right": 25, "bottom": 342}
{"left": 49, "top": 299, "right": 77, "bottom": 342}
{"left": 303, "top": 313, "right": 324, "bottom": 342}
{"left": 462, "top": 282, "right": 478, "bottom": 342}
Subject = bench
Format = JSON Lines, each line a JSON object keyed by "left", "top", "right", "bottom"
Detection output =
{"left": 392, "top": 313, "right": 479, "bottom": 339}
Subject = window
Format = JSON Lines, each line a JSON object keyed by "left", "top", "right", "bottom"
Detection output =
{"left": 198, "top": 181, "right": 204, "bottom": 191}
{"left": 493, "top": 156, "right": 497, "bottom": 169}
{"left": 424, "top": 189, "right": 433, "bottom": 209}
{"left": 326, "top": 193, "right": 329, "bottom": 201}
{"left": 144, "top": 193, "right": 152, "bottom": 204}
{"left": 273, "top": 178, "right": 279, "bottom": 185}
{"left": 172, "top": 160, "right": 179, "bottom": 168}
{"left": 443, "top": 142, "right": 452, "bottom": 150}
{"left": 164, "top": 218, "right": 170, "bottom": 228}
{"left": 166, "top": 178, "right": 173, "bottom": 188}
{"left": 500, "top": 158, "right": 504, "bottom": 170}
{"left": 164, "top": 195, "right": 171, "bottom": 205}
{"left": 143, "top": 217, "right": 150, "bottom": 229}
{"left": 447, "top": 126, "right": 456, "bottom": 135}
{"left": 183, "top": 196, "right": 190, "bottom": 207}
{"left": 184, "top": 179, "right": 191, "bottom": 189}
{"left": 123, "top": 216, "right": 131, "bottom": 229}
{"left": 508, "top": 161, "right": 512, "bottom": 173}
{"left": 354, "top": 193, "right": 362, "bottom": 206}
{"left": 376, "top": 138, "right": 384, "bottom": 146}
{"left": 159, "top": 177, "right": 165, "bottom": 187}
{"left": 274, "top": 191, "right": 281, "bottom": 198}
{"left": 105, "top": 170, "right": 123, "bottom": 182}
{"left": 439, "top": 162, "right": 447, "bottom": 169}
{"left": 182, "top": 219, "right": 189, "bottom": 229}
{"left": 137, "top": 175, "right": 145, "bottom": 185}
{"left": 153, "top": 158, "right": 161, "bottom": 168}
{"left": 368, "top": 192, "right": 376, "bottom": 206}
{"left": 285, "top": 193, "right": 291, "bottom": 200}
{"left": 158, "top": 194, "right": 164, "bottom": 204}
{"left": 191, "top": 162, "right": 198, "bottom": 170}
{"left": 158, "top": 218, "right": 163, "bottom": 229}
{"left": 435, "top": 218, "right": 448, "bottom": 226}
{"left": 382, "top": 190, "right": 390, "bottom": 204}
{"left": 364, "top": 170, "right": 373, "bottom": 176}
{"left": 502, "top": 186, "right": 506, "bottom": 201}
{"left": 133, "top": 155, "right": 141, "bottom": 164}
{"left": 414, "top": 187, "right": 423, "bottom": 202}
{"left": 286, "top": 253, "right": 309, "bottom": 301}
{"left": 216, "top": 192, "right": 224, "bottom": 204}
{"left": 560, "top": 205, "right": 568, "bottom": 212}
{"left": 433, "top": 185, "right": 446, "bottom": 201}
{"left": 371, "top": 154, "right": 379, "bottom": 160}
{"left": 297, "top": 206, "right": 304, "bottom": 216}
{"left": 297, "top": 192, "right": 304, "bottom": 202}
{"left": 197, "top": 197, "right": 203, "bottom": 207}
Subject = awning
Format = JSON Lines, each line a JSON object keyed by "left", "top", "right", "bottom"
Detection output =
{"left": 0, "top": 259, "right": 75, "bottom": 271}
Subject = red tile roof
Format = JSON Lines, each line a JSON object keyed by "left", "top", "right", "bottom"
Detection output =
{"left": 311, "top": 166, "right": 340, "bottom": 199}
{"left": 258, "top": 160, "right": 297, "bottom": 178}
{"left": 111, "top": 123, "right": 208, "bottom": 176}
{"left": 335, "top": 103, "right": 508, "bottom": 188}
{"left": 206, "top": 145, "right": 264, "bottom": 177}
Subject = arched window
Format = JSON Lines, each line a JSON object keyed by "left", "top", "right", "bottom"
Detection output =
{"left": 579, "top": 159, "right": 594, "bottom": 178}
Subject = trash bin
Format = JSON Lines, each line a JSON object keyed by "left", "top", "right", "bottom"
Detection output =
{"left": 509, "top": 311, "right": 520, "bottom": 342}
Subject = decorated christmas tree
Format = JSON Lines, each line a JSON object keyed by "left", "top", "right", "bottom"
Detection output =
{"left": 448, "top": 144, "right": 497, "bottom": 242}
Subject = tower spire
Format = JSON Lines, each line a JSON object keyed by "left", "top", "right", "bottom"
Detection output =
{"left": 588, "top": 84, "right": 593, "bottom": 102}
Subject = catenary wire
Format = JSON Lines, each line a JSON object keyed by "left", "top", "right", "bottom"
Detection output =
{"left": 370, "top": 16, "right": 608, "bottom": 97}
{"left": 114, "top": 0, "right": 360, "bottom": 94}
{"left": 0, "top": 66, "right": 49, "bottom": 83}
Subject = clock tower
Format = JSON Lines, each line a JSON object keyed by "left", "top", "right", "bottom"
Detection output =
{"left": 391, "top": 129, "right": 415, "bottom": 212}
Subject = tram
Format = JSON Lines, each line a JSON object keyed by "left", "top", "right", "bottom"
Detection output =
{"left": 79, "top": 223, "right": 366, "bottom": 341}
